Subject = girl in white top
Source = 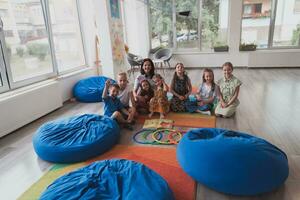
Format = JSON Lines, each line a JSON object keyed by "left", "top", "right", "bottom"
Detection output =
{"left": 187, "top": 68, "right": 216, "bottom": 115}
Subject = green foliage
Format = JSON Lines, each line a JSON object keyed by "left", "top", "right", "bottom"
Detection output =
{"left": 292, "top": 24, "right": 300, "bottom": 45}
{"left": 201, "top": 0, "right": 220, "bottom": 48}
{"left": 150, "top": 0, "right": 222, "bottom": 49}
{"left": 26, "top": 43, "right": 49, "bottom": 60}
{"left": 239, "top": 43, "right": 257, "bottom": 51}
{"left": 150, "top": 0, "right": 173, "bottom": 46}
{"left": 16, "top": 47, "right": 24, "bottom": 57}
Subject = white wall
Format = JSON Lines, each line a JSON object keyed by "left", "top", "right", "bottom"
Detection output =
{"left": 93, "top": 0, "right": 128, "bottom": 79}
{"left": 124, "top": 0, "right": 300, "bottom": 68}
{"left": 93, "top": 0, "right": 115, "bottom": 78}
{"left": 123, "top": 0, "right": 150, "bottom": 58}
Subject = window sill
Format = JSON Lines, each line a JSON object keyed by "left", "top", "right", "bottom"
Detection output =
{"left": 0, "top": 66, "right": 97, "bottom": 99}
{"left": 57, "top": 65, "right": 97, "bottom": 80}
{"left": 0, "top": 79, "right": 57, "bottom": 100}
{"left": 173, "top": 51, "right": 229, "bottom": 55}
{"left": 254, "top": 48, "right": 300, "bottom": 53}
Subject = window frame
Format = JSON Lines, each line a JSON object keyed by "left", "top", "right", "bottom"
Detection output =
{"left": 0, "top": 0, "right": 87, "bottom": 93}
{"left": 46, "top": 0, "right": 87, "bottom": 75}
{"left": 0, "top": 39, "right": 9, "bottom": 93}
{"left": 148, "top": 0, "right": 229, "bottom": 52}
{"left": 241, "top": 0, "right": 300, "bottom": 50}
{"left": 174, "top": 0, "right": 201, "bottom": 51}
{"left": 0, "top": 0, "right": 57, "bottom": 90}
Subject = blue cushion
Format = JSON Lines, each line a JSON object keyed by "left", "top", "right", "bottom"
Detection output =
{"left": 73, "top": 76, "right": 116, "bottom": 102}
{"left": 177, "top": 128, "right": 289, "bottom": 195}
{"left": 40, "top": 159, "right": 175, "bottom": 200}
{"left": 33, "top": 114, "right": 120, "bottom": 163}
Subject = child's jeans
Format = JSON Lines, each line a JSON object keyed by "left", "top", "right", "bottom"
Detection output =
{"left": 185, "top": 101, "right": 212, "bottom": 113}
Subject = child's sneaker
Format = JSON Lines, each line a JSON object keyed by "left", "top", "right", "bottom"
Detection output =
{"left": 199, "top": 110, "right": 211, "bottom": 116}
{"left": 124, "top": 123, "right": 134, "bottom": 130}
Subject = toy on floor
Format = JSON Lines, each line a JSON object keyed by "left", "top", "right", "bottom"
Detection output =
{"left": 133, "top": 128, "right": 183, "bottom": 145}
{"left": 152, "top": 129, "right": 182, "bottom": 144}
{"left": 143, "top": 119, "right": 174, "bottom": 129}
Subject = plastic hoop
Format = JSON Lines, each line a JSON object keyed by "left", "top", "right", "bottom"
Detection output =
{"left": 133, "top": 128, "right": 162, "bottom": 144}
{"left": 152, "top": 129, "right": 182, "bottom": 145}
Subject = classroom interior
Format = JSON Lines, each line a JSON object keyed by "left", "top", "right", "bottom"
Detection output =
{"left": 0, "top": 0, "right": 300, "bottom": 200}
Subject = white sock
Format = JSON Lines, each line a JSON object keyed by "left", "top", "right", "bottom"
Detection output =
{"left": 199, "top": 110, "right": 211, "bottom": 116}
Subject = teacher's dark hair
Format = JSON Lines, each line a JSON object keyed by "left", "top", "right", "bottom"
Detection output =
{"left": 140, "top": 58, "right": 155, "bottom": 79}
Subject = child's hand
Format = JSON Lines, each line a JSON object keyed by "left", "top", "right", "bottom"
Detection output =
{"left": 179, "top": 95, "right": 185, "bottom": 100}
{"left": 105, "top": 80, "right": 111, "bottom": 87}
{"left": 221, "top": 101, "right": 227, "bottom": 108}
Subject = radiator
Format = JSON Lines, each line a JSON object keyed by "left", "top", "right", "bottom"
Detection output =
{"left": 0, "top": 80, "right": 63, "bottom": 138}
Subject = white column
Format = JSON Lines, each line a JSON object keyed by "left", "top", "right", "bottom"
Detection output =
{"left": 228, "top": 0, "right": 243, "bottom": 53}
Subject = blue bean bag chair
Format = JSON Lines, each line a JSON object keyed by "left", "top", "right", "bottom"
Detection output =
{"left": 33, "top": 114, "right": 120, "bottom": 163}
{"left": 73, "top": 76, "right": 116, "bottom": 102}
{"left": 40, "top": 159, "right": 174, "bottom": 200}
{"left": 177, "top": 128, "right": 289, "bottom": 196}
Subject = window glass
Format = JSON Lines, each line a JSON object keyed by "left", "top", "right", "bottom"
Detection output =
{"left": 175, "top": 0, "right": 199, "bottom": 49}
{"left": 49, "top": 0, "right": 85, "bottom": 72}
{"left": 241, "top": 0, "right": 272, "bottom": 48}
{"left": 2, "top": 0, "right": 53, "bottom": 82}
{"left": 201, "top": 0, "right": 229, "bottom": 50}
{"left": 273, "top": 0, "right": 300, "bottom": 47}
{"left": 149, "top": 0, "right": 173, "bottom": 48}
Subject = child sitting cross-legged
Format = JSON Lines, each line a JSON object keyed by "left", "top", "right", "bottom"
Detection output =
{"left": 135, "top": 79, "right": 154, "bottom": 114}
{"left": 102, "top": 79, "right": 133, "bottom": 130}
{"left": 186, "top": 68, "right": 216, "bottom": 115}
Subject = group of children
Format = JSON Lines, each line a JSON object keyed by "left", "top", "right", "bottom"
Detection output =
{"left": 102, "top": 58, "right": 242, "bottom": 129}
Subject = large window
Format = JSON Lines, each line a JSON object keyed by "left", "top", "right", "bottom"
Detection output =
{"left": 241, "top": 0, "right": 300, "bottom": 49}
{"left": 241, "top": 0, "right": 271, "bottom": 48}
{"left": 273, "top": 0, "right": 300, "bottom": 47}
{"left": 49, "top": 0, "right": 85, "bottom": 72}
{"left": 2, "top": 0, "right": 54, "bottom": 83}
{"left": 0, "top": 0, "right": 85, "bottom": 94}
{"left": 149, "top": 0, "right": 229, "bottom": 51}
{"left": 200, "top": 0, "right": 229, "bottom": 50}
{"left": 176, "top": 0, "right": 199, "bottom": 49}
{"left": 149, "top": 0, "right": 173, "bottom": 49}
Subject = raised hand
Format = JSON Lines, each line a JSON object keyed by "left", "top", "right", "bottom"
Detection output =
{"left": 105, "top": 79, "right": 111, "bottom": 87}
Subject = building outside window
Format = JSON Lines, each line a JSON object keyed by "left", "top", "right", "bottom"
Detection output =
{"left": 2, "top": 0, "right": 54, "bottom": 82}
{"left": 241, "top": 0, "right": 300, "bottom": 48}
{"left": 0, "top": 0, "right": 86, "bottom": 93}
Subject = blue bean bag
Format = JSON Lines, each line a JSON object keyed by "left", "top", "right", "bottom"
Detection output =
{"left": 40, "top": 159, "right": 174, "bottom": 200}
{"left": 33, "top": 114, "right": 120, "bottom": 163}
{"left": 73, "top": 76, "right": 116, "bottom": 102}
{"left": 177, "top": 128, "right": 289, "bottom": 195}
